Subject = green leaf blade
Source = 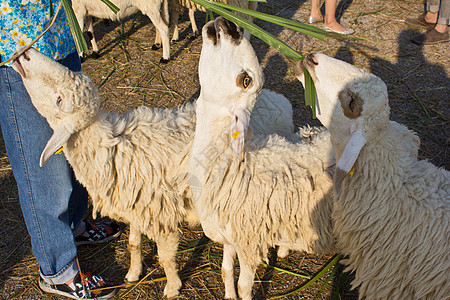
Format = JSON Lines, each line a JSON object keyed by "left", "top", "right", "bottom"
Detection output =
{"left": 100, "top": 0, "right": 120, "bottom": 14}
{"left": 61, "top": 0, "right": 88, "bottom": 54}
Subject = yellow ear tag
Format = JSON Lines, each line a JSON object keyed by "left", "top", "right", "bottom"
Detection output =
{"left": 232, "top": 131, "right": 240, "bottom": 139}
{"left": 54, "top": 147, "right": 64, "bottom": 155}
{"left": 348, "top": 166, "right": 355, "bottom": 176}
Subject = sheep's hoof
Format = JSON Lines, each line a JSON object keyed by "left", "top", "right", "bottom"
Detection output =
{"left": 171, "top": 38, "right": 179, "bottom": 44}
{"left": 152, "top": 44, "right": 161, "bottom": 50}
{"left": 125, "top": 272, "right": 140, "bottom": 283}
{"left": 163, "top": 280, "right": 181, "bottom": 299}
{"left": 159, "top": 57, "right": 170, "bottom": 64}
{"left": 224, "top": 292, "right": 237, "bottom": 299}
{"left": 190, "top": 32, "right": 200, "bottom": 40}
{"left": 91, "top": 51, "right": 100, "bottom": 59}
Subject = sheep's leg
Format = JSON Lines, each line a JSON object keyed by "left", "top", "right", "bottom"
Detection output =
{"left": 277, "top": 246, "right": 290, "bottom": 258}
{"left": 154, "top": 232, "right": 181, "bottom": 298}
{"left": 85, "top": 16, "right": 100, "bottom": 59}
{"left": 142, "top": 1, "right": 171, "bottom": 63}
{"left": 125, "top": 225, "right": 143, "bottom": 282}
{"left": 153, "top": 30, "right": 162, "bottom": 50}
{"left": 222, "top": 244, "right": 237, "bottom": 299}
{"left": 188, "top": 9, "right": 200, "bottom": 39}
{"left": 236, "top": 250, "right": 256, "bottom": 300}
{"left": 171, "top": 10, "right": 180, "bottom": 43}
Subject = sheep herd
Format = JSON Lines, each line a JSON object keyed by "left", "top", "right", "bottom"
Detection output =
{"left": 12, "top": 14, "right": 449, "bottom": 300}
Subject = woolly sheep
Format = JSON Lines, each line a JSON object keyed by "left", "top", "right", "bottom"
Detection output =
{"left": 72, "top": 0, "right": 171, "bottom": 62}
{"left": 168, "top": 0, "right": 258, "bottom": 41}
{"left": 12, "top": 47, "right": 298, "bottom": 298}
{"left": 296, "top": 53, "right": 450, "bottom": 299}
{"left": 188, "top": 17, "right": 335, "bottom": 300}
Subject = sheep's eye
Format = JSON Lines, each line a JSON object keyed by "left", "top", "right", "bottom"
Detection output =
{"left": 348, "top": 98, "right": 355, "bottom": 112}
{"left": 237, "top": 72, "right": 252, "bottom": 89}
{"left": 243, "top": 76, "right": 251, "bottom": 88}
{"left": 56, "top": 96, "right": 62, "bottom": 107}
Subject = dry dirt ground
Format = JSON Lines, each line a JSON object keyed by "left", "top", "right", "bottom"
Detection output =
{"left": 0, "top": 0, "right": 448, "bottom": 299}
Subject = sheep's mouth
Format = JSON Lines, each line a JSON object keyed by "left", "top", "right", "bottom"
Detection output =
{"left": 296, "top": 53, "right": 318, "bottom": 82}
{"left": 12, "top": 50, "right": 30, "bottom": 78}
{"left": 12, "top": 57, "right": 26, "bottom": 78}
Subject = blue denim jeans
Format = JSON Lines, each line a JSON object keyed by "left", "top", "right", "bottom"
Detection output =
{"left": 0, "top": 52, "right": 88, "bottom": 284}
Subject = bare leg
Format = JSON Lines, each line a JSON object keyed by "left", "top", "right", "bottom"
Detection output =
{"left": 125, "top": 225, "right": 142, "bottom": 282}
{"left": 154, "top": 232, "right": 182, "bottom": 298}
{"left": 222, "top": 244, "right": 237, "bottom": 299}
{"left": 310, "top": 0, "right": 323, "bottom": 20}
{"left": 425, "top": 11, "right": 438, "bottom": 23}
{"left": 324, "top": 0, "right": 347, "bottom": 32}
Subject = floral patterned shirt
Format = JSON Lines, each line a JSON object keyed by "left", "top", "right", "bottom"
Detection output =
{"left": 0, "top": 0, "right": 76, "bottom": 65}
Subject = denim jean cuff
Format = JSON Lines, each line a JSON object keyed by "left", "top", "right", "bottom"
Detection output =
{"left": 437, "top": 17, "right": 449, "bottom": 25}
{"left": 427, "top": 4, "right": 440, "bottom": 14}
{"left": 40, "top": 258, "right": 79, "bottom": 285}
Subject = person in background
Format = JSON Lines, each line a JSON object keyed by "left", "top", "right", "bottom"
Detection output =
{"left": 308, "top": 0, "right": 355, "bottom": 35}
{"left": 0, "top": 1, "right": 120, "bottom": 299}
{"left": 406, "top": 0, "right": 449, "bottom": 44}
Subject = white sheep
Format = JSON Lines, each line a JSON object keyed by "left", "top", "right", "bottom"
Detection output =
{"left": 11, "top": 47, "right": 298, "bottom": 298}
{"left": 72, "top": 0, "right": 171, "bottom": 62}
{"left": 296, "top": 53, "right": 450, "bottom": 299}
{"left": 168, "top": 0, "right": 258, "bottom": 41}
{"left": 188, "top": 17, "right": 335, "bottom": 300}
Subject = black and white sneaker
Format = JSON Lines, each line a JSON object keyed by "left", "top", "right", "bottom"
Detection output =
{"left": 39, "top": 271, "right": 117, "bottom": 299}
{"left": 75, "top": 221, "right": 121, "bottom": 246}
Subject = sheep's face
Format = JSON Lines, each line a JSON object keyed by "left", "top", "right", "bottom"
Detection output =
{"left": 12, "top": 48, "right": 99, "bottom": 131}
{"left": 198, "top": 17, "right": 263, "bottom": 159}
{"left": 12, "top": 48, "right": 100, "bottom": 166}
{"left": 199, "top": 17, "right": 263, "bottom": 106}
{"left": 295, "top": 53, "right": 390, "bottom": 195}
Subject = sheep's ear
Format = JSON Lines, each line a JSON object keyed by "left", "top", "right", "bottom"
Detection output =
{"left": 230, "top": 107, "right": 251, "bottom": 161}
{"left": 40, "top": 125, "right": 72, "bottom": 167}
{"left": 334, "top": 129, "right": 366, "bottom": 196}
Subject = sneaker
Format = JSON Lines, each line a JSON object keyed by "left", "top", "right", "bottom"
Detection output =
{"left": 75, "top": 221, "right": 121, "bottom": 246}
{"left": 39, "top": 272, "right": 117, "bottom": 299}
{"left": 405, "top": 14, "right": 436, "bottom": 29}
{"left": 412, "top": 28, "right": 449, "bottom": 45}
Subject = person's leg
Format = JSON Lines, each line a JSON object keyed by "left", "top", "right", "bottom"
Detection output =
{"left": 310, "top": 0, "right": 323, "bottom": 21}
{"left": 0, "top": 52, "right": 87, "bottom": 284}
{"left": 412, "top": 0, "right": 448, "bottom": 44}
{"left": 436, "top": 0, "right": 449, "bottom": 30}
{"left": 324, "top": 0, "right": 345, "bottom": 31}
{"left": 423, "top": 0, "right": 440, "bottom": 23}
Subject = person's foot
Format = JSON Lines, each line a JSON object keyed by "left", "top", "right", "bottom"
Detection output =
{"left": 405, "top": 14, "right": 436, "bottom": 29}
{"left": 412, "top": 28, "right": 449, "bottom": 45}
{"left": 308, "top": 15, "right": 323, "bottom": 24}
{"left": 39, "top": 272, "right": 117, "bottom": 299}
{"left": 324, "top": 22, "right": 354, "bottom": 35}
{"left": 74, "top": 220, "right": 121, "bottom": 246}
